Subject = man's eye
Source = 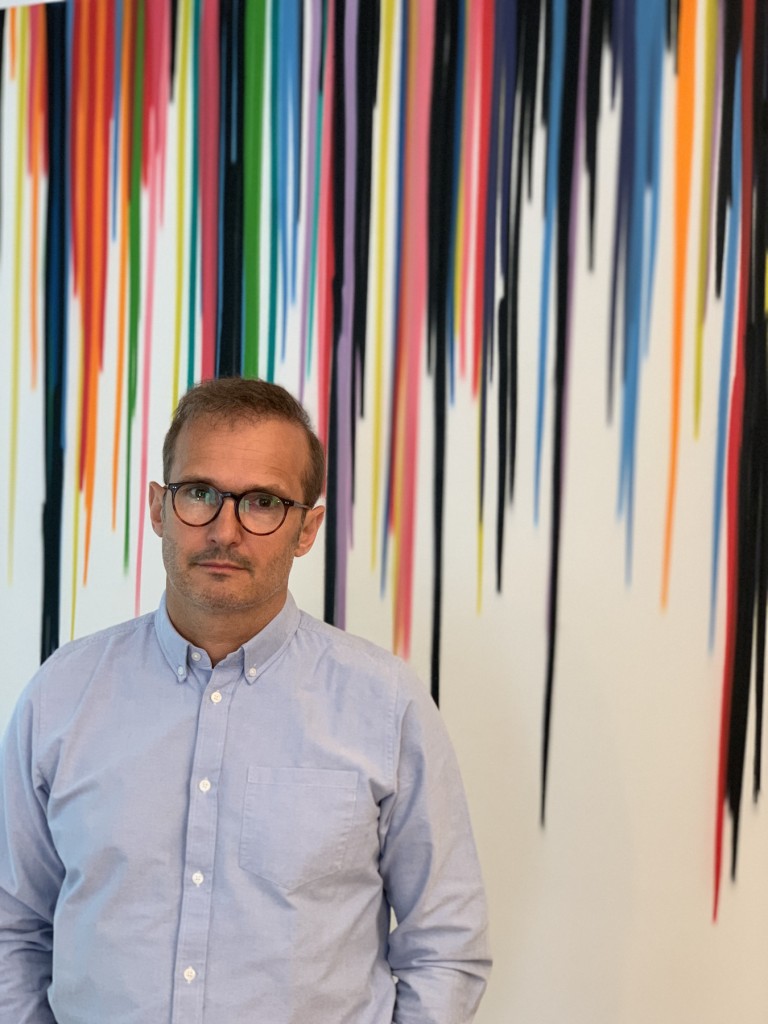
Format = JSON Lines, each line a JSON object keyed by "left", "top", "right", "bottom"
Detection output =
{"left": 186, "top": 486, "right": 215, "bottom": 503}
{"left": 242, "top": 493, "right": 281, "bottom": 511}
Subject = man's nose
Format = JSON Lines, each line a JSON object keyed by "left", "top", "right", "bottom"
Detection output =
{"left": 207, "top": 495, "right": 243, "bottom": 542}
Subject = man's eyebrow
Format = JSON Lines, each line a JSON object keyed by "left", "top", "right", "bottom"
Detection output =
{"left": 172, "top": 477, "right": 291, "bottom": 499}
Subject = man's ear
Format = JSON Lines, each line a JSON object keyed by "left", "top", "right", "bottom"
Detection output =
{"left": 148, "top": 482, "right": 166, "bottom": 537}
{"left": 295, "top": 505, "right": 325, "bottom": 557}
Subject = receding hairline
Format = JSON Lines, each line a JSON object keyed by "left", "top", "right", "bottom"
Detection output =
{"left": 164, "top": 411, "right": 319, "bottom": 497}
{"left": 162, "top": 379, "right": 326, "bottom": 505}
{"left": 167, "top": 408, "right": 307, "bottom": 451}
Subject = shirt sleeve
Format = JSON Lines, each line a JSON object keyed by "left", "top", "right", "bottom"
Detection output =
{"left": 378, "top": 667, "right": 492, "bottom": 1024}
{"left": 0, "top": 682, "right": 62, "bottom": 1024}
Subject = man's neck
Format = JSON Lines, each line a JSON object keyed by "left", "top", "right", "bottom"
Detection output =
{"left": 165, "top": 591, "right": 286, "bottom": 666}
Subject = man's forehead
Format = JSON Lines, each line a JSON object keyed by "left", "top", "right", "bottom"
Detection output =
{"left": 172, "top": 414, "right": 308, "bottom": 469}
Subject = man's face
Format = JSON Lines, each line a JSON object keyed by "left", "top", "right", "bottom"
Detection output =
{"left": 148, "top": 416, "right": 324, "bottom": 637}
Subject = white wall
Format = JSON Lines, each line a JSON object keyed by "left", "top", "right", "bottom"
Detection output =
{"left": 2, "top": 5, "right": 767, "bottom": 1022}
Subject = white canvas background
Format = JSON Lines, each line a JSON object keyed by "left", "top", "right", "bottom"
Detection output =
{"left": 1, "top": 4, "right": 765, "bottom": 1021}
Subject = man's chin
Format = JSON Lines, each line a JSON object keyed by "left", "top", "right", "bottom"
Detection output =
{"left": 178, "top": 580, "right": 255, "bottom": 613}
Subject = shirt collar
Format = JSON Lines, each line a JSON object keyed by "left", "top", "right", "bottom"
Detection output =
{"left": 154, "top": 591, "right": 301, "bottom": 684}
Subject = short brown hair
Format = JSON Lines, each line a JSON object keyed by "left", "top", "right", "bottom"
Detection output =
{"left": 163, "top": 377, "right": 326, "bottom": 505}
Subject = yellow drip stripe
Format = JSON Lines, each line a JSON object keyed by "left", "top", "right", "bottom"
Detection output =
{"left": 694, "top": 0, "right": 717, "bottom": 436}
{"left": 8, "top": 8, "right": 29, "bottom": 584}
{"left": 371, "top": 0, "right": 396, "bottom": 568}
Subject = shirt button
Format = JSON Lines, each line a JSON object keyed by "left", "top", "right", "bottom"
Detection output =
{"left": 198, "top": 778, "right": 211, "bottom": 793}
{"left": 177, "top": 666, "right": 186, "bottom": 678}
{"left": 247, "top": 667, "right": 257, "bottom": 678}
{"left": 183, "top": 966, "right": 196, "bottom": 983}
{"left": 191, "top": 651, "right": 201, "bottom": 662}
{"left": 210, "top": 690, "right": 222, "bottom": 703}
{"left": 192, "top": 871, "right": 204, "bottom": 886}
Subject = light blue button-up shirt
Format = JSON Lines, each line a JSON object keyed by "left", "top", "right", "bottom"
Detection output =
{"left": 0, "top": 594, "right": 490, "bottom": 1023}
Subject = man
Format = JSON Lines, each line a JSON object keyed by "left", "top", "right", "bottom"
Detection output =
{"left": 0, "top": 377, "right": 490, "bottom": 1024}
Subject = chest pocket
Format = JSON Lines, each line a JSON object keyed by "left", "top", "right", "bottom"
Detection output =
{"left": 239, "top": 765, "right": 358, "bottom": 891}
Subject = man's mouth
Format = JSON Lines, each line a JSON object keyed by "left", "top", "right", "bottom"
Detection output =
{"left": 193, "top": 557, "right": 250, "bottom": 572}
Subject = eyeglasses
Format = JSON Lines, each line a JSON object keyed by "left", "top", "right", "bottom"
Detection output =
{"left": 165, "top": 482, "right": 313, "bottom": 536}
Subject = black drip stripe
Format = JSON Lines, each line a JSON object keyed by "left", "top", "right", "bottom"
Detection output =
{"left": 217, "top": 0, "right": 245, "bottom": 377}
{"left": 41, "top": 4, "right": 69, "bottom": 663}
{"left": 541, "top": 0, "right": 583, "bottom": 825}
{"left": 323, "top": 0, "right": 347, "bottom": 626}
{"left": 427, "top": 0, "right": 459, "bottom": 703}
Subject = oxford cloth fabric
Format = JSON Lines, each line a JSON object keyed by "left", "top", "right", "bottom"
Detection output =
{"left": 0, "top": 593, "right": 490, "bottom": 1024}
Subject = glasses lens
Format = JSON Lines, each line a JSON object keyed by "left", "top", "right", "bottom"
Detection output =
{"left": 173, "top": 483, "right": 221, "bottom": 525}
{"left": 238, "top": 492, "right": 286, "bottom": 534}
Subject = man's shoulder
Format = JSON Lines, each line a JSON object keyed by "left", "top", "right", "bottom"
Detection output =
{"left": 27, "top": 613, "right": 158, "bottom": 703}
{"left": 41, "top": 611, "right": 156, "bottom": 670}
{"left": 296, "top": 609, "right": 397, "bottom": 662}
{"left": 293, "top": 608, "right": 427, "bottom": 697}
{"left": 12, "top": 612, "right": 158, "bottom": 727}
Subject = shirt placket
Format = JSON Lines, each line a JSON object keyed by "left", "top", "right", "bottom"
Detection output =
{"left": 170, "top": 665, "right": 240, "bottom": 1024}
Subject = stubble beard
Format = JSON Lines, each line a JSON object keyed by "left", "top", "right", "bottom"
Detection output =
{"left": 162, "top": 529, "right": 300, "bottom": 617}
